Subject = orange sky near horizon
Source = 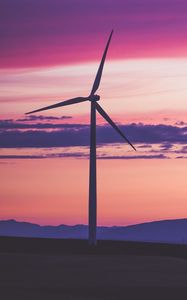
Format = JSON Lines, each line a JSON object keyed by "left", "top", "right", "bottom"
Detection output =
{"left": 0, "top": 158, "right": 187, "bottom": 226}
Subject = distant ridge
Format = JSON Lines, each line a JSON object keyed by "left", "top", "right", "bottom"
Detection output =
{"left": 0, "top": 218, "right": 187, "bottom": 244}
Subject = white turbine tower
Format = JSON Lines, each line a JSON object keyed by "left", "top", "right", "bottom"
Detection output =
{"left": 26, "top": 30, "right": 136, "bottom": 246}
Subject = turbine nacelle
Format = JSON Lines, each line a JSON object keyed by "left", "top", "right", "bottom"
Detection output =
{"left": 88, "top": 94, "right": 100, "bottom": 102}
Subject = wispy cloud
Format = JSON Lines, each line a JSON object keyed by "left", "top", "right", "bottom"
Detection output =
{"left": 0, "top": 153, "right": 169, "bottom": 160}
{"left": 98, "top": 154, "right": 169, "bottom": 160}
{"left": 17, "top": 115, "right": 72, "bottom": 122}
{"left": 0, "top": 119, "right": 88, "bottom": 130}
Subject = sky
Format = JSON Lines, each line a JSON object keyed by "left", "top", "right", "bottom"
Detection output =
{"left": 1, "top": 0, "right": 187, "bottom": 226}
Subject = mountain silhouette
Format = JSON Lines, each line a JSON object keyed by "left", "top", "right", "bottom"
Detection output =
{"left": 0, "top": 218, "right": 187, "bottom": 244}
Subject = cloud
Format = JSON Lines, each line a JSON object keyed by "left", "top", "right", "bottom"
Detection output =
{"left": 0, "top": 153, "right": 85, "bottom": 159}
{"left": 0, "top": 129, "right": 89, "bottom": 147}
{"left": 174, "top": 145, "right": 187, "bottom": 154}
{"left": 0, "top": 119, "right": 88, "bottom": 130}
{"left": 0, "top": 155, "right": 44, "bottom": 159}
{"left": 137, "top": 144, "right": 152, "bottom": 149}
{"left": 0, "top": 153, "right": 169, "bottom": 160}
{"left": 160, "top": 142, "right": 173, "bottom": 150}
{"left": 175, "top": 121, "right": 187, "bottom": 126}
{"left": 17, "top": 115, "right": 72, "bottom": 122}
{"left": 1, "top": 122, "right": 187, "bottom": 148}
{"left": 98, "top": 154, "right": 169, "bottom": 160}
{"left": 97, "top": 123, "right": 187, "bottom": 145}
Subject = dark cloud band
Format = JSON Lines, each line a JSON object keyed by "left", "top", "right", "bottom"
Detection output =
{"left": 0, "top": 120, "right": 187, "bottom": 148}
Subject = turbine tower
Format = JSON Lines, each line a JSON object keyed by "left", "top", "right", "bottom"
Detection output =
{"left": 26, "top": 30, "right": 136, "bottom": 246}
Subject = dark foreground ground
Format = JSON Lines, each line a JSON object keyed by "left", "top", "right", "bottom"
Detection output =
{"left": 0, "top": 237, "right": 187, "bottom": 299}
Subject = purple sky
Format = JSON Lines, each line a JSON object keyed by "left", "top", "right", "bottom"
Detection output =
{"left": 1, "top": 0, "right": 187, "bottom": 68}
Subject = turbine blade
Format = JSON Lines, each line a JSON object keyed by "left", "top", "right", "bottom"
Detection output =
{"left": 95, "top": 102, "right": 136, "bottom": 151}
{"left": 90, "top": 30, "right": 113, "bottom": 96}
{"left": 26, "top": 97, "right": 87, "bottom": 115}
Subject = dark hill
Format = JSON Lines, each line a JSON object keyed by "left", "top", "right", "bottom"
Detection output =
{"left": 0, "top": 218, "right": 187, "bottom": 244}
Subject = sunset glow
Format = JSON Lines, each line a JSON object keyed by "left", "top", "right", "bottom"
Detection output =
{"left": 1, "top": 0, "right": 187, "bottom": 226}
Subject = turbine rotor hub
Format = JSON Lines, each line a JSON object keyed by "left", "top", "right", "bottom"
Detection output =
{"left": 89, "top": 94, "right": 100, "bottom": 102}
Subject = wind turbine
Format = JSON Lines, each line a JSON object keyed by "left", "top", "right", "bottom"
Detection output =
{"left": 26, "top": 30, "right": 136, "bottom": 246}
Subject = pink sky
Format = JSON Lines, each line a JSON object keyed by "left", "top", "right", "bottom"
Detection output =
{"left": 1, "top": 0, "right": 187, "bottom": 226}
{"left": 1, "top": 158, "right": 187, "bottom": 226}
